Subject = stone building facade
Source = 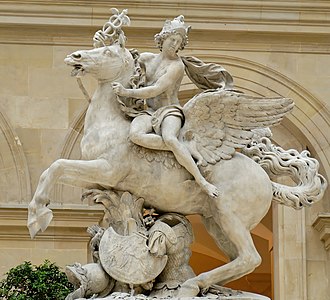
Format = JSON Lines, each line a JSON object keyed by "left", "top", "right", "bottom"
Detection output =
{"left": 0, "top": 1, "right": 329, "bottom": 299}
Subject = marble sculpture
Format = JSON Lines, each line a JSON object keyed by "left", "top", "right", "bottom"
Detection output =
{"left": 27, "top": 8, "right": 327, "bottom": 300}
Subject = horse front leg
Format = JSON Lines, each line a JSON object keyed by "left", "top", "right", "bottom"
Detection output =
{"left": 28, "top": 158, "right": 125, "bottom": 238}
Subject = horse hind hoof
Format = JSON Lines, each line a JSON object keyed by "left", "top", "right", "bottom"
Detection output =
{"left": 178, "top": 279, "right": 200, "bottom": 297}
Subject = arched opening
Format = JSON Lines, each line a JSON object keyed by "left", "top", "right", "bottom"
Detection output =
{"left": 0, "top": 107, "right": 31, "bottom": 205}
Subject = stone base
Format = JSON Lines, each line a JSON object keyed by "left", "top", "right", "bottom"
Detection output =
{"left": 215, "top": 291, "right": 270, "bottom": 299}
{"left": 77, "top": 291, "right": 270, "bottom": 300}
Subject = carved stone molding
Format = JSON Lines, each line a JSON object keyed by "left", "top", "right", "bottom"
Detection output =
{"left": 312, "top": 213, "right": 330, "bottom": 251}
{"left": 1, "top": 1, "right": 330, "bottom": 31}
{"left": 0, "top": 206, "right": 103, "bottom": 241}
{"left": 1, "top": 1, "right": 330, "bottom": 54}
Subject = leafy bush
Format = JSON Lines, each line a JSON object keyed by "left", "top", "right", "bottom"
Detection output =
{"left": 0, "top": 260, "right": 73, "bottom": 300}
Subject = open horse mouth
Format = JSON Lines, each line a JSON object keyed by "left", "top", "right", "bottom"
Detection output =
{"left": 70, "top": 64, "right": 85, "bottom": 77}
{"left": 64, "top": 56, "right": 85, "bottom": 77}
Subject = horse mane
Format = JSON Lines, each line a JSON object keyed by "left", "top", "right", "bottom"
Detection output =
{"left": 128, "top": 48, "right": 146, "bottom": 89}
{"left": 116, "top": 49, "right": 148, "bottom": 116}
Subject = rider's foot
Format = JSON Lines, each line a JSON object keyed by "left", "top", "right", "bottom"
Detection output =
{"left": 200, "top": 180, "right": 219, "bottom": 198}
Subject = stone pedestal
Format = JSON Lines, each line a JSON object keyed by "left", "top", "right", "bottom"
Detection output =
{"left": 79, "top": 291, "right": 270, "bottom": 300}
{"left": 217, "top": 292, "right": 270, "bottom": 299}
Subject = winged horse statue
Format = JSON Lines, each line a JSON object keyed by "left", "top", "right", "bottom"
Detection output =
{"left": 27, "top": 9, "right": 327, "bottom": 298}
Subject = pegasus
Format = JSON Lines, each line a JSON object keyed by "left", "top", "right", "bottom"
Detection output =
{"left": 27, "top": 41, "right": 326, "bottom": 297}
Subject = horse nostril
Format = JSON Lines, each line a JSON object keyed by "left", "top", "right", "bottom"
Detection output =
{"left": 72, "top": 52, "right": 82, "bottom": 60}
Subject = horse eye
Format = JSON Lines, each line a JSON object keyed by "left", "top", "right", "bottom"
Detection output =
{"left": 103, "top": 48, "right": 113, "bottom": 56}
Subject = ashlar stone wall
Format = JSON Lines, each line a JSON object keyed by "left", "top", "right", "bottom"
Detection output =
{"left": 0, "top": 1, "right": 329, "bottom": 299}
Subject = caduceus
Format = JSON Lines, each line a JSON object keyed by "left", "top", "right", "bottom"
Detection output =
{"left": 75, "top": 8, "right": 131, "bottom": 104}
{"left": 93, "top": 8, "right": 130, "bottom": 47}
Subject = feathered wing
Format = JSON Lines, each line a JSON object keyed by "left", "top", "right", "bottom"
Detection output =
{"left": 180, "top": 90, "right": 294, "bottom": 166}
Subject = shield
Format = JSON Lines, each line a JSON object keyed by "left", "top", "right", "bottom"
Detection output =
{"left": 99, "top": 227, "right": 168, "bottom": 285}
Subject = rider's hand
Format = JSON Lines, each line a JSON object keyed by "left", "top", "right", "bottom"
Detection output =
{"left": 93, "top": 30, "right": 107, "bottom": 48}
{"left": 112, "top": 82, "right": 129, "bottom": 97}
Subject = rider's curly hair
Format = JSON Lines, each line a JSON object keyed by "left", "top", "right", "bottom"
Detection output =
{"left": 154, "top": 30, "right": 189, "bottom": 52}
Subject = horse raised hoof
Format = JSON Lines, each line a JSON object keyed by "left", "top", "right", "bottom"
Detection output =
{"left": 177, "top": 278, "right": 201, "bottom": 297}
{"left": 36, "top": 207, "right": 53, "bottom": 232}
{"left": 28, "top": 220, "right": 41, "bottom": 239}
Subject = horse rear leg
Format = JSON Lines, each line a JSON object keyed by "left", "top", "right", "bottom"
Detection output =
{"left": 28, "top": 158, "right": 125, "bottom": 238}
{"left": 178, "top": 212, "right": 261, "bottom": 296}
{"left": 201, "top": 216, "right": 238, "bottom": 262}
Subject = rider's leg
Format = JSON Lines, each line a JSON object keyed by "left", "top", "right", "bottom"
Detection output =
{"left": 161, "top": 116, "right": 219, "bottom": 198}
{"left": 129, "top": 115, "right": 169, "bottom": 151}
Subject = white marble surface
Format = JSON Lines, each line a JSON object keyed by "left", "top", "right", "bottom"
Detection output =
{"left": 74, "top": 291, "right": 270, "bottom": 300}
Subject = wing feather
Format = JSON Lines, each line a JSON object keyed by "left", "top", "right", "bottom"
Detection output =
{"left": 181, "top": 90, "right": 294, "bottom": 165}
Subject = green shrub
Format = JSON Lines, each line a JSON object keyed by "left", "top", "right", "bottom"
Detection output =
{"left": 0, "top": 260, "right": 73, "bottom": 300}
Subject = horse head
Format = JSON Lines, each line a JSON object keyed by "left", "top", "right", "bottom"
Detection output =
{"left": 64, "top": 43, "right": 134, "bottom": 83}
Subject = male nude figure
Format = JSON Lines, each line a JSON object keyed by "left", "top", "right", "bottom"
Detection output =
{"left": 110, "top": 16, "right": 219, "bottom": 198}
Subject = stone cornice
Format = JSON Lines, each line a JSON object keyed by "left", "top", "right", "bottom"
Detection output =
{"left": 0, "top": 205, "right": 104, "bottom": 241}
{"left": 312, "top": 213, "right": 330, "bottom": 251}
{"left": 1, "top": 1, "right": 330, "bottom": 53}
{"left": 1, "top": 1, "right": 330, "bottom": 33}
{"left": 1, "top": 24, "right": 330, "bottom": 55}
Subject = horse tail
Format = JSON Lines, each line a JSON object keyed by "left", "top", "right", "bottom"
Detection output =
{"left": 242, "top": 136, "right": 327, "bottom": 209}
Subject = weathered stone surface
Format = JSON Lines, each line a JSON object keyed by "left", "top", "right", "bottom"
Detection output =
{"left": 25, "top": 8, "right": 327, "bottom": 300}
{"left": 73, "top": 291, "right": 270, "bottom": 300}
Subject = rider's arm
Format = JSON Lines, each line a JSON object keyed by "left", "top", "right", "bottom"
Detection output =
{"left": 113, "top": 62, "right": 184, "bottom": 99}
